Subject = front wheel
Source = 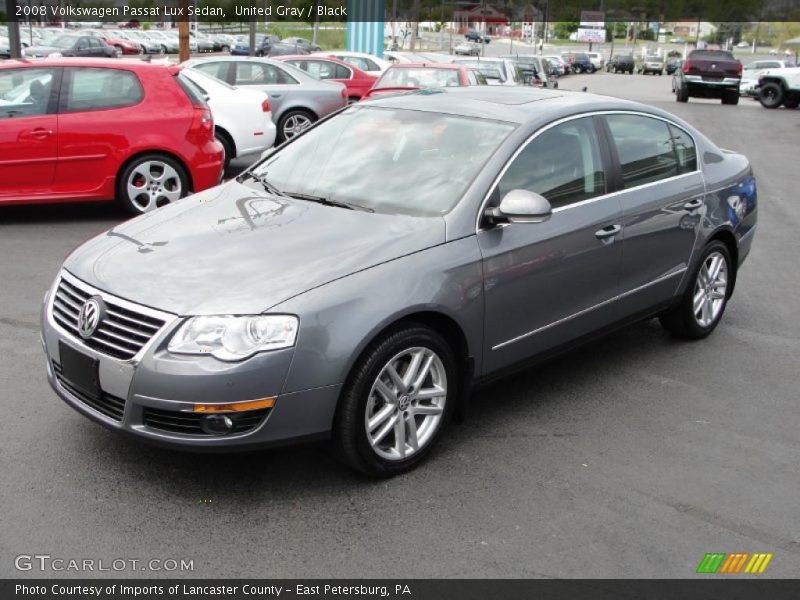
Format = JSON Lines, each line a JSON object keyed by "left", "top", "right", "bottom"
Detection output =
{"left": 116, "top": 154, "right": 189, "bottom": 215}
{"left": 333, "top": 325, "right": 458, "bottom": 477}
{"left": 659, "top": 241, "right": 733, "bottom": 339}
{"left": 722, "top": 91, "right": 739, "bottom": 105}
{"left": 676, "top": 83, "right": 689, "bottom": 102}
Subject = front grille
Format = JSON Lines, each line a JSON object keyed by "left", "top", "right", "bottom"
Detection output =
{"left": 143, "top": 407, "right": 270, "bottom": 436}
{"left": 52, "top": 361, "right": 127, "bottom": 421}
{"left": 51, "top": 277, "right": 166, "bottom": 360}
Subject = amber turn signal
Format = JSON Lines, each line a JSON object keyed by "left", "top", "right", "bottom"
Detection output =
{"left": 193, "top": 397, "right": 276, "bottom": 413}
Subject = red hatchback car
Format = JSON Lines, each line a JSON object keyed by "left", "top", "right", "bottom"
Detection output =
{"left": 0, "top": 58, "right": 223, "bottom": 214}
{"left": 363, "top": 63, "right": 485, "bottom": 99}
{"left": 275, "top": 55, "right": 378, "bottom": 101}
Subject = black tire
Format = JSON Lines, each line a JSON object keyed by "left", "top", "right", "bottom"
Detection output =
{"left": 221, "top": 45, "right": 230, "bottom": 53}
{"left": 116, "top": 153, "right": 189, "bottom": 215}
{"left": 215, "top": 130, "right": 234, "bottom": 172}
{"left": 722, "top": 91, "right": 739, "bottom": 105}
{"left": 659, "top": 241, "right": 733, "bottom": 339}
{"left": 276, "top": 108, "right": 316, "bottom": 144}
{"left": 758, "top": 82, "right": 784, "bottom": 108}
{"left": 333, "top": 324, "right": 459, "bottom": 477}
{"left": 783, "top": 97, "right": 799, "bottom": 109}
{"left": 676, "top": 83, "right": 689, "bottom": 102}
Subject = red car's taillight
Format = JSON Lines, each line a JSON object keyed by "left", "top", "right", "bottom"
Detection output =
{"left": 341, "top": 86, "right": 347, "bottom": 99}
{"left": 192, "top": 106, "right": 213, "bottom": 134}
{"left": 736, "top": 62, "right": 743, "bottom": 76}
{"left": 682, "top": 60, "right": 691, "bottom": 73}
{"left": 261, "top": 98, "right": 271, "bottom": 113}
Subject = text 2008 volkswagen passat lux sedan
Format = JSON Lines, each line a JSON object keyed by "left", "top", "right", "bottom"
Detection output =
{"left": 41, "top": 88, "right": 757, "bottom": 477}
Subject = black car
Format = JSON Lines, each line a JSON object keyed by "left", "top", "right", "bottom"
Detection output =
{"left": 607, "top": 54, "right": 635, "bottom": 74}
{"left": 465, "top": 29, "right": 491, "bottom": 44}
{"left": 666, "top": 58, "right": 683, "bottom": 75}
{"left": 23, "top": 34, "right": 117, "bottom": 59}
{"left": 562, "top": 53, "right": 594, "bottom": 73}
{"left": 230, "top": 34, "right": 280, "bottom": 56}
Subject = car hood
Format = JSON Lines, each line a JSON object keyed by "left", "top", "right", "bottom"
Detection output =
{"left": 64, "top": 181, "right": 445, "bottom": 316}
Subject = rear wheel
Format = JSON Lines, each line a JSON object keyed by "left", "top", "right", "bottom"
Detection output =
{"left": 758, "top": 82, "right": 784, "bottom": 108}
{"left": 277, "top": 109, "right": 316, "bottom": 143}
{"left": 215, "top": 131, "right": 234, "bottom": 173}
{"left": 333, "top": 325, "right": 457, "bottom": 477}
{"left": 116, "top": 154, "right": 189, "bottom": 215}
{"left": 659, "top": 241, "right": 732, "bottom": 339}
{"left": 676, "top": 83, "right": 689, "bottom": 102}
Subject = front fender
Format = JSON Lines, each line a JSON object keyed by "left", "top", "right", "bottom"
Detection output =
{"left": 272, "top": 236, "right": 485, "bottom": 395}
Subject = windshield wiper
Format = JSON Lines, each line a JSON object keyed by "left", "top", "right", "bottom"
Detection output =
{"left": 286, "top": 192, "right": 374, "bottom": 213}
{"left": 238, "top": 171, "right": 291, "bottom": 199}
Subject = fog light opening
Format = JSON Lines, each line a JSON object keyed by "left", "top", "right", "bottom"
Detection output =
{"left": 201, "top": 414, "right": 234, "bottom": 435}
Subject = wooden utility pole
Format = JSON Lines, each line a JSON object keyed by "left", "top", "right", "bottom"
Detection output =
{"left": 6, "top": 0, "right": 22, "bottom": 59}
{"left": 178, "top": 0, "right": 190, "bottom": 62}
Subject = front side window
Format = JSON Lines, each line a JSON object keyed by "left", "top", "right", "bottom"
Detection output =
{"left": 605, "top": 114, "right": 679, "bottom": 188}
{"left": 0, "top": 68, "right": 56, "bottom": 119}
{"left": 497, "top": 117, "right": 606, "bottom": 209}
{"left": 63, "top": 68, "right": 143, "bottom": 112}
{"left": 252, "top": 106, "right": 515, "bottom": 217}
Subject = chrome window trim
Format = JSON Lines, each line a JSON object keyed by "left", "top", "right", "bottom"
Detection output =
{"left": 475, "top": 110, "right": 702, "bottom": 232}
{"left": 48, "top": 269, "right": 178, "bottom": 365}
{"left": 491, "top": 267, "right": 687, "bottom": 351}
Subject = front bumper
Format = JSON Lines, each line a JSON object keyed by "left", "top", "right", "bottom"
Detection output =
{"left": 41, "top": 272, "right": 340, "bottom": 451}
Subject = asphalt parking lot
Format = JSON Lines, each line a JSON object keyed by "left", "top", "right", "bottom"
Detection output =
{"left": 1, "top": 72, "right": 799, "bottom": 579}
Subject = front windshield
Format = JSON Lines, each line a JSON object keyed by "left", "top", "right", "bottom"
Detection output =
{"left": 455, "top": 60, "right": 506, "bottom": 81}
{"left": 50, "top": 36, "right": 78, "bottom": 49}
{"left": 251, "top": 106, "right": 515, "bottom": 217}
{"left": 376, "top": 67, "right": 460, "bottom": 89}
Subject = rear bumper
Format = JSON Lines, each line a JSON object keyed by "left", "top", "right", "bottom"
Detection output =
{"left": 189, "top": 140, "right": 224, "bottom": 190}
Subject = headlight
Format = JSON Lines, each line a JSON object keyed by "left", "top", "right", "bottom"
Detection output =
{"left": 168, "top": 315, "right": 298, "bottom": 361}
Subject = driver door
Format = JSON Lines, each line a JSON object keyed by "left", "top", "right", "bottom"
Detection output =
{"left": 477, "top": 116, "right": 623, "bottom": 373}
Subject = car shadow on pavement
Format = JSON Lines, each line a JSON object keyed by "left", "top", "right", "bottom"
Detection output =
{"left": 57, "top": 317, "right": 683, "bottom": 500}
{"left": 0, "top": 201, "right": 128, "bottom": 225}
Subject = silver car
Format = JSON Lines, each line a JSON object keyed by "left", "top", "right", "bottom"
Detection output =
{"left": 186, "top": 57, "right": 347, "bottom": 143}
{"left": 41, "top": 88, "right": 757, "bottom": 477}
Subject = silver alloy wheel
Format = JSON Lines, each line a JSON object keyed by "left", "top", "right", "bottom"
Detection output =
{"left": 365, "top": 346, "right": 447, "bottom": 461}
{"left": 282, "top": 113, "right": 312, "bottom": 140}
{"left": 126, "top": 160, "right": 182, "bottom": 213}
{"left": 693, "top": 251, "right": 728, "bottom": 327}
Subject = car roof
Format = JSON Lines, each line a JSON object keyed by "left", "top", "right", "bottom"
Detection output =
{"left": 0, "top": 57, "right": 178, "bottom": 72}
{"left": 387, "top": 63, "right": 462, "bottom": 70}
{"left": 360, "top": 86, "right": 646, "bottom": 124}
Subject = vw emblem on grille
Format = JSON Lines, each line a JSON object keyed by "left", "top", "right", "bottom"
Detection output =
{"left": 77, "top": 297, "right": 105, "bottom": 339}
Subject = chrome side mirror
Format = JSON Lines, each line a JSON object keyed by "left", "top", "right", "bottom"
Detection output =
{"left": 485, "top": 189, "right": 552, "bottom": 225}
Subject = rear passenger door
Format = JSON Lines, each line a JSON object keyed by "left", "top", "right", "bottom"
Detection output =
{"left": 600, "top": 113, "right": 704, "bottom": 318}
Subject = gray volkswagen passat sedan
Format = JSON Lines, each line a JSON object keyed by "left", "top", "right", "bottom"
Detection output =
{"left": 41, "top": 88, "right": 757, "bottom": 477}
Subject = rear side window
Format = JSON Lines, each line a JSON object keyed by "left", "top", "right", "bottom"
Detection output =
{"left": 668, "top": 124, "right": 697, "bottom": 174}
{"left": 0, "top": 68, "right": 56, "bottom": 119}
{"left": 605, "top": 114, "right": 679, "bottom": 188}
{"left": 63, "top": 68, "right": 143, "bottom": 112}
{"left": 192, "top": 61, "right": 229, "bottom": 82}
{"left": 234, "top": 62, "right": 297, "bottom": 85}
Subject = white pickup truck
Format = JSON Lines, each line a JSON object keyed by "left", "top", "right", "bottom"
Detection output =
{"left": 757, "top": 67, "right": 800, "bottom": 109}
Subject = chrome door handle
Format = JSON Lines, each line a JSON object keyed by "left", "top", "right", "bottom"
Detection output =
{"left": 683, "top": 198, "right": 704, "bottom": 211}
{"left": 595, "top": 224, "right": 622, "bottom": 239}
